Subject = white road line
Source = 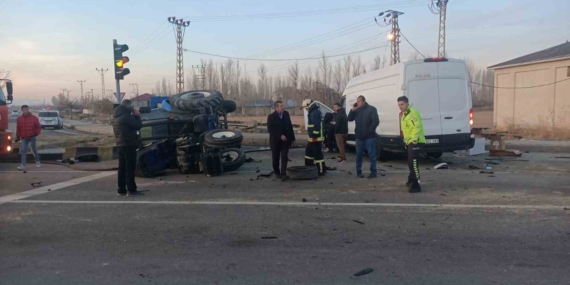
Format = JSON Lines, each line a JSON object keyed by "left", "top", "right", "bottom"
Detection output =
{"left": 55, "top": 130, "right": 79, "bottom": 135}
{"left": 10, "top": 200, "right": 567, "bottom": 210}
{"left": 0, "top": 172, "right": 115, "bottom": 205}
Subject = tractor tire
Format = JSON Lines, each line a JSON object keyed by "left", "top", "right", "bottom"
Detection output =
{"left": 286, "top": 166, "right": 319, "bottom": 180}
{"left": 220, "top": 148, "right": 246, "bottom": 172}
{"left": 221, "top": 100, "right": 237, "bottom": 113}
{"left": 203, "top": 129, "right": 243, "bottom": 148}
{"left": 170, "top": 90, "right": 223, "bottom": 112}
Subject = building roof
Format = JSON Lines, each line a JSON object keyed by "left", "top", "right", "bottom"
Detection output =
{"left": 130, "top": 93, "right": 153, "bottom": 101}
{"left": 489, "top": 41, "right": 570, "bottom": 69}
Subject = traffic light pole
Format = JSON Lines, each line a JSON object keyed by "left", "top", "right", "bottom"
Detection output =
{"left": 115, "top": 79, "right": 121, "bottom": 104}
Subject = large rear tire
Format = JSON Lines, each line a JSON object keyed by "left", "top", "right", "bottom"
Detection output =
{"left": 203, "top": 129, "right": 243, "bottom": 148}
{"left": 286, "top": 166, "right": 319, "bottom": 180}
{"left": 170, "top": 90, "right": 224, "bottom": 111}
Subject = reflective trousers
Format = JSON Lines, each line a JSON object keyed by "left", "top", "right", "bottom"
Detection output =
{"left": 305, "top": 141, "right": 326, "bottom": 176}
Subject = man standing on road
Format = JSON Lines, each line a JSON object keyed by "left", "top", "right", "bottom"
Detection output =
{"left": 15, "top": 105, "right": 41, "bottom": 170}
{"left": 398, "top": 96, "right": 425, "bottom": 193}
{"left": 348, "top": 95, "right": 379, "bottom": 178}
{"left": 302, "top": 99, "right": 327, "bottom": 176}
{"left": 333, "top": 102, "right": 348, "bottom": 163}
{"left": 112, "top": 100, "right": 143, "bottom": 196}
{"left": 267, "top": 101, "right": 296, "bottom": 181}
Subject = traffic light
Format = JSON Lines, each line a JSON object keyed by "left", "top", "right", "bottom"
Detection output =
{"left": 113, "top": 39, "right": 130, "bottom": 80}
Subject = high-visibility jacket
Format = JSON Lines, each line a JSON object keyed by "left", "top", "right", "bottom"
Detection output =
{"left": 307, "top": 104, "right": 324, "bottom": 142}
{"left": 401, "top": 106, "right": 426, "bottom": 145}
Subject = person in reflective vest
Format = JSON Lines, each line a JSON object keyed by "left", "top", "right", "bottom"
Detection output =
{"left": 398, "top": 96, "right": 426, "bottom": 193}
{"left": 301, "top": 99, "right": 326, "bottom": 176}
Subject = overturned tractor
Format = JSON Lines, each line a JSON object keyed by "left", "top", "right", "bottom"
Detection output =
{"left": 135, "top": 90, "right": 245, "bottom": 177}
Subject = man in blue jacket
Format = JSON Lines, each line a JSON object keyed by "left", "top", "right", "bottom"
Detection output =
{"left": 348, "top": 95, "right": 380, "bottom": 178}
{"left": 301, "top": 99, "right": 326, "bottom": 176}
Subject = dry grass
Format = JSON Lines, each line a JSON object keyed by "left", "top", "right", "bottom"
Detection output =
{"left": 503, "top": 116, "right": 570, "bottom": 140}
{"left": 37, "top": 134, "right": 116, "bottom": 148}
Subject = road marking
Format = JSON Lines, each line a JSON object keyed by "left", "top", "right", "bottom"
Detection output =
{"left": 0, "top": 172, "right": 115, "bottom": 205}
{"left": 55, "top": 130, "right": 79, "bottom": 135}
{"left": 10, "top": 200, "right": 566, "bottom": 210}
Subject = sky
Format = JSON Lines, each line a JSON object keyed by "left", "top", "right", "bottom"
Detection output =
{"left": 1, "top": 0, "right": 569, "bottom": 105}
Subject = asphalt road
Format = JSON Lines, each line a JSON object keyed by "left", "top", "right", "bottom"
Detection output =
{"left": 8, "top": 117, "right": 80, "bottom": 137}
{"left": 1, "top": 150, "right": 569, "bottom": 284}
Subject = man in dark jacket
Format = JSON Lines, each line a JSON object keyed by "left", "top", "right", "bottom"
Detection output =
{"left": 333, "top": 103, "right": 348, "bottom": 163}
{"left": 347, "top": 95, "right": 379, "bottom": 178}
{"left": 112, "top": 100, "right": 143, "bottom": 196}
{"left": 301, "top": 99, "right": 326, "bottom": 176}
{"left": 267, "top": 101, "right": 296, "bottom": 181}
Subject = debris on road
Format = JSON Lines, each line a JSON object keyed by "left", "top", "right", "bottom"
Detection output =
{"left": 468, "top": 165, "right": 480, "bottom": 170}
{"left": 490, "top": 149, "right": 522, "bottom": 157}
{"left": 302, "top": 198, "right": 307, "bottom": 202}
{"left": 353, "top": 268, "right": 374, "bottom": 277}
{"left": 256, "top": 171, "right": 274, "bottom": 180}
{"left": 480, "top": 171, "right": 494, "bottom": 174}
{"left": 434, "top": 163, "right": 449, "bottom": 170}
{"left": 30, "top": 182, "right": 42, "bottom": 187}
{"left": 353, "top": 220, "right": 365, "bottom": 225}
{"left": 75, "top": 154, "right": 99, "bottom": 162}
{"left": 261, "top": 236, "right": 277, "bottom": 239}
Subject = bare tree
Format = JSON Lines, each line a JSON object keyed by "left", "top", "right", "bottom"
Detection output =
{"left": 333, "top": 61, "right": 343, "bottom": 92}
{"left": 257, "top": 63, "right": 267, "bottom": 99}
{"left": 343, "top": 55, "right": 352, "bottom": 87}
{"left": 352, "top": 56, "right": 363, "bottom": 77}
{"left": 0, "top": 69, "right": 10, "bottom": 88}
{"left": 408, "top": 52, "right": 421, "bottom": 62}
{"left": 371, "top": 55, "right": 382, "bottom": 71}
{"left": 319, "top": 51, "right": 332, "bottom": 87}
{"left": 288, "top": 61, "right": 300, "bottom": 88}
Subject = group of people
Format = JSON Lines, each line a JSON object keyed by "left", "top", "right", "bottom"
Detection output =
{"left": 267, "top": 95, "right": 425, "bottom": 193}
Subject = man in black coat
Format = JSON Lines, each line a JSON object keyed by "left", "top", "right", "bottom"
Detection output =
{"left": 348, "top": 95, "right": 380, "bottom": 178}
{"left": 333, "top": 103, "right": 348, "bottom": 163}
{"left": 267, "top": 101, "right": 296, "bottom": 181}
{"left": 112, "top": 100, "right": 143, "bottom": 196}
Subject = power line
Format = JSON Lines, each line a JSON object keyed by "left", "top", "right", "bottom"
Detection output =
{"left": 245, "top": 19, "right": 374, "bottom": 59}
{"left": 182, "top": 1, "right": 430, "bottom": 22}
{"left": 470, "top": 78, "right": 570, "bottom": 89}
{"left": 184, "top": 46, "right": 385, "bottom": 61}
{"left": 400, "top": 32, "right": 426, "bottom": 58}
{"left": 130, "top": 24, "right": 172, "bottom": 56}
{"left": 130, "top": 22, "right": 170, "bottom": 53}
{"left": 258, "top": 33, "right": 389, "bottom": 75}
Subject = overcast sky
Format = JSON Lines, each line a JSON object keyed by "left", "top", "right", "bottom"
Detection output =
{"left": 1, "top": 0, "right": 569, "bottom": 105}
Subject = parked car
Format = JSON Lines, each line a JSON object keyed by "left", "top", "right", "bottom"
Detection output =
{"left": 38, "top": 110, "right": 63, "bottom": 129}
{"left": 10, "top": 110, "right": 20, "bottom": 117}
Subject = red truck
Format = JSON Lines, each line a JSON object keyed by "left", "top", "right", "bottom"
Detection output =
{"left": 0, "top": 80, "right": 14, "bottom": 154}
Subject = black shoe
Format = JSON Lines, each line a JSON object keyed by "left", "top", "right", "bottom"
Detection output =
{"left": 281, "top": 176, "right": 290, "bottom": 182}
{"left": 275, "top": 174, "right": 282, "bottom": 179}
{"left": 127, "top": 191, "right": 144, "bottom": 196}
{"left": 409, "top": 181, "right": 422, "bottom": 193}
{"left": 118, "top": 192, "right": 127, "bottom": 196}
{"left": 357, "top": 173, "right": 364, "bottom": 178}
{"left": 368, "top": 173, "right": 377, "bottom": 179}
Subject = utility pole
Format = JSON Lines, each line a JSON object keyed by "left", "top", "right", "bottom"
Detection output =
{"left": 168, "top": 17, "right": 191, "bottom": 93}
{"left": 192, "top": 65, "right": 206, "bottom": 89}
{"left": 77, "top": 80, "right": 86, "bottom": 104}
{"left": 90, "top": 89, "right": 95, "bottom": 101}
{"left": 129, "top": 83, "right": 139, "bottom": 97}
{"left": 60, "top": 88, "right": 67, "bottom": 97}
{"left": 376, "top": 10, "right": 404, "bottom": 65}
{"left": 429, "top": 0, "right": 449, "bottom": 58}
{"left": 95, "top": 68, "right": 108, "bottom": 99}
